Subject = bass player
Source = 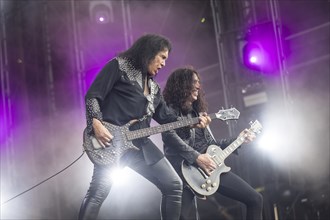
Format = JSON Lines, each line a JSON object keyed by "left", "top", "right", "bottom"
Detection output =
{"left": 79, "top": 34, "right": 211, "bottom": 220}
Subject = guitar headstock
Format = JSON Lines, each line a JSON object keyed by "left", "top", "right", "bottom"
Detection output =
{"left": 249, "top": 120, "right": 262, "bottom": 134}
{"left": 215, "top": 107, "right": 240, "bottom": 121}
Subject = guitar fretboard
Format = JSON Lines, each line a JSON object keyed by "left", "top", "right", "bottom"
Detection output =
{"left": 217, "top": 120, "right": 262, "bottom": 160}
{"left": 126, "top": 113, "right": 218, "bottom": 141}
{"left": 221, "top": 136, "right": 246, "bottom": 159}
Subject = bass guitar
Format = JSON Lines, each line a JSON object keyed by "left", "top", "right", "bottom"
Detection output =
{"left": 181, "top": 120, "right": 262, "bottom": 196}
{"left": 83, "top": 108, "right": 240, "bottom": 166}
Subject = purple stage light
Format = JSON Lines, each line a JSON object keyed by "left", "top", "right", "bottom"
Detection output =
{"left": 243, "top": 42, "right": 268, "bottom": 72}
{"left": 249, "top": 56, "right": 257, "bottom": 64}
{"left": 247, "top": 47, "right": 263, "bottom": 64}
{"left": 242, "top": 21, "right": 289, "bottom": 73}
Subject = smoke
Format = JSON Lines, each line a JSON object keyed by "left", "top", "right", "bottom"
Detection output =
{"left": 257, "top": 72, "right": 329, "bottom": 187}
{"left": 0, "top": 106, "right": 91, "bottom": 218}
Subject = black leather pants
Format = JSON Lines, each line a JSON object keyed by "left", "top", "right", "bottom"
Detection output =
{"left": 180, "top": 171, "right": 263, "bottom": 220}
{"left": 78, "top": 151, "right": 183, "bottom": 220}
{"left": 217, "top": 171, "right": 263, "bottom": 220}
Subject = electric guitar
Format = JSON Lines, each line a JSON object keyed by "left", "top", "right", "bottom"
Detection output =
{"left": 181, "top": 120, "right": 262, "bottom": 196}
{"left": 83, "top": 108, "right": 240, "bottom": 166}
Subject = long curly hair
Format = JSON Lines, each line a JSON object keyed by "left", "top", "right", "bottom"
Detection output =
{"left": 163, "top": 67, "right": 208, "bottom": 114}
{"left": 118, "top": 34, "right": 172, "bottom": 75}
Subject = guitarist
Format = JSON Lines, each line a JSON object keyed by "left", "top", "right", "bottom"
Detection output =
{"left": 162, "top": 67, "right": 263, "bottom": 220}
{"left": 78, "top": 35, "right": 211, "bottom": 220}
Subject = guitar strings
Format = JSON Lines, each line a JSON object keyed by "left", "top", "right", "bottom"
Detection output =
{"left": 1, "top": 151, "right": 85, "bottom": 206}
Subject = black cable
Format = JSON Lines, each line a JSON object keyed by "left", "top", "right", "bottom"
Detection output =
{"left": 1, "top": 151, "right": 85, "bottom": 206}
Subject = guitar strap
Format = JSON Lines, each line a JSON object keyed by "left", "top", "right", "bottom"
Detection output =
{"left": 206, "top": 125, "right": 217, "bottom": 142}
{"left": 190, "top": 112, "right": 216, "bottom": 148}
{"left": 190, "top": 127, "right": 196, "bottom": 148}
{"left": 194, "top": 111, "right": 217, "bottom": 147}
{"left": 188, "top": 112, "right": 196, "bottom": 148}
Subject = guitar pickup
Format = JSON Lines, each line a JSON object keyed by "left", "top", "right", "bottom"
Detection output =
{"left": 197, "top": 167, "right": 209, "bottom": 179}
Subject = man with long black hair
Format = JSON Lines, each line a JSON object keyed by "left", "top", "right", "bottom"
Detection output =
{"left": 78, "top": 34, "right": 210, "bottom": 220}
{"left": 162, "top": 67, "right": 263, "bottom": 220}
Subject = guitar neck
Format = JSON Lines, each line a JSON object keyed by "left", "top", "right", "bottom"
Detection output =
{"left": 220, "top": 136, "right": 245, "bottom": 159}
{"left": 218, "top": 121, "right": 262, "bottom": 159}
{"left": 126, "top": 113, "right": 218, "bottom": 141}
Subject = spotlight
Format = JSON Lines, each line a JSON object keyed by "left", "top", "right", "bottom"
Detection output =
{"left": 242, "top": 21, "right": 288, "bottom": 73}
{"left": 243, "top": 42, "right": 267, "bottom": 70}
{"left": 89, "top": 1, "right": 114, "bottom": 24}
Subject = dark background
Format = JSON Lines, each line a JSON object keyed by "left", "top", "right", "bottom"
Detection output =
{"left": 1, "top": 0, "right": 329, "bottom": 219}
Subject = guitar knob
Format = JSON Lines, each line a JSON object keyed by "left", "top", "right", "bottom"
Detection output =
{"left": 206, "top": 187, "right": 211, "bottom": 191}
{"left": 206, "top": 179, "right": 211, "bottom": 184}
{"left": 212, "top": 182, "right": 217, "bottom": 187}
{"left": 201, "top": 184, "right": 206, "bottom": 189}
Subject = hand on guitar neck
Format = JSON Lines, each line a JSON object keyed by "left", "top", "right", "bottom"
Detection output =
{"left": 193, "top": 112, "right": 211, "bottom": 129}
{"left": 239, "top": 128, "right": 257, "bottom": 144}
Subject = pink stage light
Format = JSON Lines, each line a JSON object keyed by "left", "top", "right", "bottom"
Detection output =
{"left": 242, "top": 22, "right": 289, "bottom": 74}
{"left": 243, "top": 41, "right": 271, "bottom": 72}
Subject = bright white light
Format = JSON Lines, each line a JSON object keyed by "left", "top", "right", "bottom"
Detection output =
{"left": 255, "top": 120, "right": 294, "bottom": 160}
{"left": 252, "top": 107, "right": 300, "bottom": 169}
{"left": 0, "top": 188, "right": 23, "bottom": 217}
{"left": 108, "top": 167, "right": 131, "bottom": 185}
{"left": 257, "top": 131, "right": 280, "bottom": 152}
{"left": 99, "top": 17, "right": 104, "bottom": 22}
{"left": 249, "top": 56, "right": 258, "bottom": 63}
{"left": 249, "top": 48, "right": 264, "bottom": 65}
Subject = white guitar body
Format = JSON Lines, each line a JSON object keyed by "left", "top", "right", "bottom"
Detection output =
{"left": 182, "top": 120, "right": 263, "bottom": 196}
